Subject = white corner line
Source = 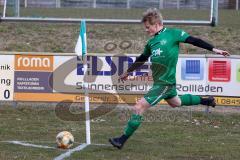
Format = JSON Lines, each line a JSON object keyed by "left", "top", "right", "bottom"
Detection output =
{"left": 54, "top": 143, "right": 89, "bottom": 160}
{"left": 91, "top": 143, "right": 111, "bottom": 147}
{"left": 3, "top": 141, "right": 109, "bottom": 160}
{"left": 4, "top": 141, "right": 55, "bottom": 149}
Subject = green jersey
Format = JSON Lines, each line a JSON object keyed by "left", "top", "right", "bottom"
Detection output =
{"left": 142, "top": 27, "right": 189, "bottom": 85}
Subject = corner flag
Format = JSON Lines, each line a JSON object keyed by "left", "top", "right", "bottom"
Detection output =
{"left": 75, "top": 20, "right": 91, "bottom": 145}
{"left": 75, "top": 20, "right": 87, "bottom": 57}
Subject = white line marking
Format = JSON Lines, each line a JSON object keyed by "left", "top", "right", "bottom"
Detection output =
{"left": 5, "top": 141, "right": 55, "bottom": 149}
{"left": 2, "top": 141, "right": 109, "bottom": 160}
{"left": 91, "top": 143, "right": 111, "bottom": 147}
{"left": 54, "top": 143, "right": 88, "bottom": 160}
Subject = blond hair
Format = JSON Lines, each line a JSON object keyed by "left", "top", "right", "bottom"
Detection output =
{"left": 141, "top": 8, "right": 163, "bottom": 25}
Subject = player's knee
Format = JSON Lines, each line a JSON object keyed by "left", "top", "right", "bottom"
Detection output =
{"left": 133, "top": 103, "right": 146, "bottom": 115}
{"left": 166, "top": 97, "right": 181, "bottom": 108}
{"left": 168, "top": 101, "right": 181, "bottom": 108}
{"left": 169, "top": 103, "right": 181, "bottom": 108}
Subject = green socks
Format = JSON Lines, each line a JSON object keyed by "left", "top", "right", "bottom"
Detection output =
{"left": 180, "top": 94, "right": 201, "bottom": 106}
{"left": 124, "top": 114, "right": 143, "bottom": 137}
{"left": 123, "top": 94, "right": 200, "bottom": 137}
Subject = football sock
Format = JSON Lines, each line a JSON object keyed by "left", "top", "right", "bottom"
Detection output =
{"left": 180, "top": 94, "right": 201, "bottom": 106}
{"left": 124, "top": 114, "right": 143, "bottom": 137}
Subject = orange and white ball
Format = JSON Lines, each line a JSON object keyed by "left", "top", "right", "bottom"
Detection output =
{"left": 56, "top": 131, "right": 74, "bottom": 149}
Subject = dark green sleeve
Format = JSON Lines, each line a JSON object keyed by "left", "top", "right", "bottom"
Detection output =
{"left": 126, "top": 43, "right": 150, "bottom": 73}
{"left": 142, "top": 43, "right": 151, "bottom": 57}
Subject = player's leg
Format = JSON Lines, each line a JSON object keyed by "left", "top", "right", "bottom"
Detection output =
{"left": 165, "top": 87, "right": 216, "bottom": 107}
{"left": 109, "top": 84, "right": 168, "bottom": 149}
{"left": 165, "top": 94, "right": 216, "bottom": 107}
{"left": 166, "top": 94, "right": 201, "bottom": 107}
{"left": 165, "top": 96, "right": 181, "bottom": 107}
{"left": 109, "top": 97, "right": 150, "bottom": 149}
{"left": 179, "top": 94, "right": 216, "bottom": 107}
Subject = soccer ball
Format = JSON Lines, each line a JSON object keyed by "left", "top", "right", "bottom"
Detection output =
{"left": 56, "top": 131, "right": 74, "bottom": 149}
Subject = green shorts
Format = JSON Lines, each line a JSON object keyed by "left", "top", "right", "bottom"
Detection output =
{"left": 144, "top": 84, "right": 177, "bottom": 106}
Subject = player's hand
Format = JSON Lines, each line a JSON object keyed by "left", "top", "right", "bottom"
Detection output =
{"left": 213, "top": 48, "right": 230, "bottom": 57}
{"left": 119, "top": 72, "right": 129, "bottom": 83}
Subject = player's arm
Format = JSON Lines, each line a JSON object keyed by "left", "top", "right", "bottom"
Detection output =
{"left": 119, "top": 42, "right": 151, "bottom": 82}
{"left": 185, "top": 36, "right": 230, "bottom": 57}
{"left": 119, "top": 54, "right": 149, "bottom": 82}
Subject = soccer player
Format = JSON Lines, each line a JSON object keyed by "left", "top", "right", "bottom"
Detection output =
{"left": 109, "top": 8, "right": 230, "bottom": 149}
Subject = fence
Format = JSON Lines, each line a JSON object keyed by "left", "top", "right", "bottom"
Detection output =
{"left": 0, "top": 0, "right": 239, "bottom": 10}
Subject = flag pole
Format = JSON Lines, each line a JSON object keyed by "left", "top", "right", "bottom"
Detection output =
{"left": 84, "top": 57, "right": 91, "bottom": 145}
{"left": 75, "top": 20, "right": 91, "bottom": 145}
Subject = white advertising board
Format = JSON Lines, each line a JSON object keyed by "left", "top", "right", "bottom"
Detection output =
{"left": 0, "top": 55, "right": 14, "bottom": 101}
